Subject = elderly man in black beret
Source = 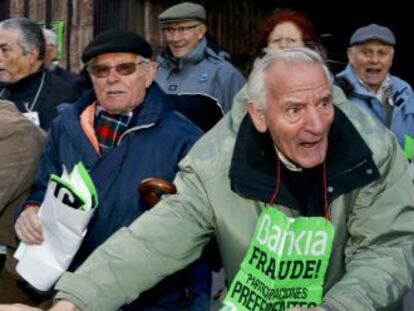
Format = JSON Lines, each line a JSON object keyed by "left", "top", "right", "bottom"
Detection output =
{"left": 13, "top": 29, "right": 211, "bottom": 310}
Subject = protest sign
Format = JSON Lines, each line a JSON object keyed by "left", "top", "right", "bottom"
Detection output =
{"left": 404, "top": 135, "right": 414, "bottom": 179}
{"left": 222, "top": 207, "right": 335, "bottom": 311}
{"left": 404, "top": 134, "right": 414, "bottom": 161}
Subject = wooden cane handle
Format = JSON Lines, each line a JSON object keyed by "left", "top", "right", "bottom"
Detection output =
{"left": 138, "top": 177, "right": 177, "bottom": 207}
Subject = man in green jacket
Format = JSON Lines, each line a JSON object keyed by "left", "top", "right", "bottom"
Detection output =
{"left": 4, "top": 47, "right": 414, "bottom": 311}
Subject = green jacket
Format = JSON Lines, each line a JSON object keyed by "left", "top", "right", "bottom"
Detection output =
{"left": 56, "top": 87, "right": 414, "bottom": 311}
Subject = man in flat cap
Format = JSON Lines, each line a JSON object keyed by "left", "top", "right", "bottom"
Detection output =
{"left": 156, "top": 2, "right": 245, "bottom": 119}
{"left": 13, "top": 29, "right": 211, "bottom": 310}
{"left": 336, "top": 24, "right": 414, "bottom": 159}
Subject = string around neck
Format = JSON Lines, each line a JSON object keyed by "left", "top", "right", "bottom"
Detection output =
{"left": 322, "top": 161, "right": 330, "bottom": 219}
{"left": 268, "top": 156, "right": 330, "bottom": 220}
{"left": 269, "top": 156, "right": 280, "bottom": 205}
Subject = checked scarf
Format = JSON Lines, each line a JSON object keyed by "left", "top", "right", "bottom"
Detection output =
{"left": 94, "top": 107, "right": 133, "bottom": 154}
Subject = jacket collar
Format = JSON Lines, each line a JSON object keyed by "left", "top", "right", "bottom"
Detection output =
{"left": 337, "top": 65, "right": 374, "bottom": 98}
{"left": 229, "top": 106, "right": 380, "bottom": 213}
{"left": 158, "top": 38, "right": 221, "bottom": 70}
{"left": 338, "top": 65, "right": 414, "bottom": 110}
{"left": 0, "top": 67, "right": 47, "bottom": 100}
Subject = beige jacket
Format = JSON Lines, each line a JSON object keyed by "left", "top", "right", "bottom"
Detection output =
{"left": 0, "top": 100, "right": 45, "bottom": 248}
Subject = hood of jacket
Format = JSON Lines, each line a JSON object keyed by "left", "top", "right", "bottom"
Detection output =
{"left": 337, "top": 65, "right": 414, "bottom": 109}
{"left": 158, "top": 37, "right": 223, "bottom": 71}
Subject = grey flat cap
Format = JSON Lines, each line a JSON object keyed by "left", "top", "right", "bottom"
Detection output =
{"left": 158, "top": 2, "right": 206, "bottom": 24}
{"left": 350, "top": 24, "right": 396, "bottom": 46}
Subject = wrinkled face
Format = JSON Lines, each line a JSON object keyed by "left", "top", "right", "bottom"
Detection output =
{"left": 0, "top": 29, "right": 39, "bottom": 83}
{"left": 89, "top": 52, "right": 156, "bottom": 114}
{"left": 162, "top": 20, "right": 206, "bottom": 58}
{"left": 268, "top": 22, "right": 304, "bottom": 51}
{"left": 347, "top": 40, "right": 394, "bottom": 92}
{"left": 248, "top": 62, "right": 334, "bottom": 168}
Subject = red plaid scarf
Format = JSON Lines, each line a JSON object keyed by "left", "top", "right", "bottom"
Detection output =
{"left": 94, "top": 108, "right": 133, "bottom": 154}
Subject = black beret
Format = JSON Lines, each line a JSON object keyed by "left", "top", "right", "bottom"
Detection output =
{"left": 81, "top": 29, "right": 152, "bottom": 63}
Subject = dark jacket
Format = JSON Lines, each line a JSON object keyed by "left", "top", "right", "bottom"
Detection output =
{"left": 25, "top": 84, "right": 210, "bottom": 309}
{"left": 52, "top": 66, "right": 84, "bottom": 95}
{"left": 0, "top": 67, "right": 77, "bottom": 130}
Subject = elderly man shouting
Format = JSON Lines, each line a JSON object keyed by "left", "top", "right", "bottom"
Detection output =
{"left": 336, "top": 24, "right": 414, "bottom": 153}
{"left": 6, "top": 48, "right": 414, "bottom": 311}
{"left": 12, "top": 29, "right": 211, "bottom": 310}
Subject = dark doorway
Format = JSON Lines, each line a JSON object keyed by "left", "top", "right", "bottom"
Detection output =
{"left": 0, "top": 0, "right": 10, "bottom": 21}
{"left": 276, "top": 0, "right": 412, "bottom": 85}
{"left": 91, "top": 0, "right": 411, "bottom": 85}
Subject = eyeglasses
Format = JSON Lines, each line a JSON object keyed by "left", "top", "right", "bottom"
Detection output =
{"left": 161, "top": 24, "right": 201, "bottom": 36}
{"left": 87, "top": 60, "right": 147, "bottom": 78}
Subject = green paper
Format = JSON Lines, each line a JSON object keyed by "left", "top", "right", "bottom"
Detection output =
{"left": 222, "top": 207, "right": 335, "bottom": 311}
{"left": 49, "top": 162, "right": 98, "bottom": 211}
{"left": 71, "top": 162, "right": 98, "bottom": 208}
{"left": 404, "top": 135, "right": 414, "bottom": 161}
{"left": 38, "top": 20, "right": 65, "bottom": 59}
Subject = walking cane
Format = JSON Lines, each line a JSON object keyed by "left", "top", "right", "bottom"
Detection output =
{"left": 138, "top": 178, "right": 177, "bottom": 207}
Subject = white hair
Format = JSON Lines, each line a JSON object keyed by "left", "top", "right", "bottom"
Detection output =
{"left": 43, "top": 28, "right": 57, "bottom": 46}
{"left": 0, "top": 17, "right": 46, "bottom": 59}
{"left": 246, "top": 47, "right": 333, "bottom": 110}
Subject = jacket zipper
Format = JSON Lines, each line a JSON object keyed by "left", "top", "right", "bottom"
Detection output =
{"left": 117, "top": 123, "right": 155, "bottom": 145}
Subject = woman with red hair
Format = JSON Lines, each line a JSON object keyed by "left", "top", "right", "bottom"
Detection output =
{"left": 254, "top": 8, "right": 323, "bottom": 56}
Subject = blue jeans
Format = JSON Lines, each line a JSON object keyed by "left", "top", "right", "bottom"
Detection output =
{"left": 120, "top": 260, "right": 212, "bottom": 311}
{"left": 120, "top": 290, "right": 210, "bottom": 311}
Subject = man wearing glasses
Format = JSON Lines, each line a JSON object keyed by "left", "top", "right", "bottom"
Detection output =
{"left": 13, "top": 29, "right": 211, "bottom": 310}
{"left": 156, "top": 2, "right": 245, "bottom": 116}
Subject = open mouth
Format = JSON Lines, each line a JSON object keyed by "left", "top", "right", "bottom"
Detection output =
{"left": 300, "top": 142, "right": 318, "bottom": 148}
{"left": 365, "top": 68, "right": 381, "bottom": 76}
{"left": 299, "top": 139, "right": 322, "bottom": 149}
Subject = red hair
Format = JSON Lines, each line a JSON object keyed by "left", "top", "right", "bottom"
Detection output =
{"left": 254, "top": 8, "right": 321, "bottom": 56}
